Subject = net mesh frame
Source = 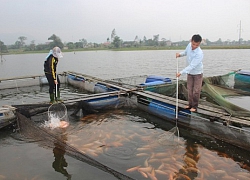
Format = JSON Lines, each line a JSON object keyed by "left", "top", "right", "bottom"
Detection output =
{"left": 48, "top": 103, "right": 68, "bottom": 121}
{"left": 16, "top": 112, "right": 135, "bottom": 180}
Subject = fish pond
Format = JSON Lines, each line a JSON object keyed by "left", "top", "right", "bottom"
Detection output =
{"left": 0, "top": 85, "right": 250, "bottom": 180}
{"left": 0, "top": 50, "right": 250, "bottom": 179}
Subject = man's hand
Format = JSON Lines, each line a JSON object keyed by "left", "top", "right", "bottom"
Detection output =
{"left": 176, "top": 72, "right": 181, "bottom": 78}
{"left": 54, "top": 80, "right": 58, "bottom": 84}
{"left": 176, "top": 53, "right": 181, "bottom": 58}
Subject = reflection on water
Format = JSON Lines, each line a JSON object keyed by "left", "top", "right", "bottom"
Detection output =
{"left": 52, "top": 131, "right": 72, "bottom": 179}
{"left": 0, "top": 107, "right": 250, "bottom": 179}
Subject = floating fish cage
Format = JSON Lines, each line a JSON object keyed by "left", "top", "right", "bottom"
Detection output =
{"left": 0, "top": 105, "right": 17, "bottom": 129}
{"left": 0, "top": 73, "right": 68, "bottom": 90}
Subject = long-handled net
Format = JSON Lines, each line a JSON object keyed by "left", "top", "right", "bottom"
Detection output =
{"left": 158, "top": 58, "right": 180, "bottom": 145}
{"left": 46, "top": 103, "right": 69, "bottom": 129}
{"left": 46, "top": 74, "right": 69, "bottom": 129}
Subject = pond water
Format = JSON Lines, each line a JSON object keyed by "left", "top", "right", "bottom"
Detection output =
{"left": 225, "top": 96, "right": 250, "bottom": 111}
{"left": 1, "top": 107, "right": 250, "bottom": 180}
{"left": 0, "top": 49, "right": 250, "bottom": 180}
{"left": 1, "top": 49, "right": 250, "bottom": 79}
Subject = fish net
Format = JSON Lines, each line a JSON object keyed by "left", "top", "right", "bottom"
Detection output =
{"left": 109, "top": 75, "right": 188, "bottom": 99}
{"left": 202, "top": 71, "right": 250, "bottom": 117}
{"left": 123, "top": 71, "right": 250, "bottom": 118}
{"left": 157, "top": 60, "right": 180, "bottom": 146}
{"left": 46, "top": 103, "right": 69, "bottom": 129}
{"left": 157, "top": 127, "right": 180, "bottom": 146}
{"left": 16, "top": 111, "right": 135, "bottom": 180}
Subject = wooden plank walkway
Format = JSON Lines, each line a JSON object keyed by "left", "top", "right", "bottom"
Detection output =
{"left": 67, "top": 71, "right": 138, "bottom": 90}
{"left": 0, "top": 72, "right": 66, "bottom": 82}
{"left": 7, "top": 71, "right": 248, "bottom": 127}
{"left": 63, "top": 91, "right": 127, "bottom": 104}
{"left": 135, "top": 90, "right": 250, "bottom": 126}
{"left": 66, "top": 71, "right": 250, "bottom": 126}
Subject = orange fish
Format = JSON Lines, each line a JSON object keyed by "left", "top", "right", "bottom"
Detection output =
{"left": 60, "top": 121, "right": 69, "bottom": 128}
{"left": 126, "top": 165, "right": 141, "bottom": 172}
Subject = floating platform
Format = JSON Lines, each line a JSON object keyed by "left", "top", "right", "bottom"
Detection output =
{"left": 64, "top": 71, "right": 250, "bottom": 151}
{"left": 1, "top": 71, "right": 250, "bottom": 151}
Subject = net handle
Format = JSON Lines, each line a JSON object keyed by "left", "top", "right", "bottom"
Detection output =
{"left": 176, "top": 58, "right": 178, "bottom": 120}
{"left": 175, "top": 57, "right": 179, "bottom": 141}
{"left": 55, "top": 74, "right": 58, "bottom": 99}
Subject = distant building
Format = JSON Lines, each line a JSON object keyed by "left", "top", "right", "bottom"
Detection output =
{"left": 166, "top": 40, "right": 172, "bottom": 46}
{"left": 103, "top": 41, "right": 111, "bottom": 47}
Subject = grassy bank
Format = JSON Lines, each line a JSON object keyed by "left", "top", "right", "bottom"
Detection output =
{"left": 112, "top": 45, "right": 250, "bottom": 51}
{"left": 2, "top": 45, "right": 250, "bottom": 55}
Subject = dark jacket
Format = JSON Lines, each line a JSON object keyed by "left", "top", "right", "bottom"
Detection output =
{"left": 44, "top": 55, "right": 58, "bottom": 80}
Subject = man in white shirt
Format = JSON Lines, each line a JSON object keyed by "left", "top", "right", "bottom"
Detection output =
{"left": 176, "top": 34, "right": 203, "bottom": 112}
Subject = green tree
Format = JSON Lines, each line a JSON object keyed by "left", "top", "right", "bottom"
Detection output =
{"left": 74, "top": 42, "right": 82, "bottom": 48}
{"left": 215, "top": 38, "right": 223, "bottom": 45}
{"left": 79, "top": 38, "right": 87, "bottom": 48}
{"left": 153, "top": 34, "right": 159, "bottom": 46}
{"left": 146, "top": 39, "right": 154, "bottom": 46}
{"left": 29, "top": 40, "right": 36, "bottom": 51}
{"left": 48, "top": 34, "right": 64, "bottom": 49}
{"left": 134, "top": 35, "right": 139, "bottom": 47}
{"left": 0, "top": 41, "right": 8, "bottom": 53}
{"left": 18, "top": 36, "right": 27, "bottom": 48}
{"left": 111, "top": 29, "right": 116, "bottom": 42}
{"left": 14, "top": 41, "right": 22, "bottom": 49}
{"left": 66, "top": 42, "right": 75, "bottom": 49}
{"left": 36, "top": 43, "right": 48, "bottom": 51}
{"left": 143, "top": 36, "right": 147, "bottom": 45}
{"left": 160, "top": 38, "right": 167, "bottom": 46}
{"left": 112, "top": 36, "right": 122, "bottom": 48}
{"left": 206, "top": 39, "right": 212, "bottom": 45}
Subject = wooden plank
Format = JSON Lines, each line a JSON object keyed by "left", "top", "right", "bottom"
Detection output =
{"left": 66, "top": 73, "right": 250, "bottom": 125}
{"left": 135, "top": 90, "right": 250, "bottom": 126}
{"left": 220, "top": 116, "right": 250, "bottom": 126}
{"left": 67, "top": 71, "right": 137, "bottom": 92}
{"left": 0, "top": 72, "right": 65, "bottom": 82}
{"left": 140, "top": 90, "right": 229, "bottom": 115}
{"left": 143, "top": 90, "right": 250, "bottom": 122}
{"left": 63, "top": 91, "right": 126, "bottom": 104}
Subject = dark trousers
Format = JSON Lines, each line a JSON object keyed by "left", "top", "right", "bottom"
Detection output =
{"left": 187, "top": 74, "right": 203, "bottom": 109}
{"left": 45, "top": 73, "right": 60, "bottom": 94}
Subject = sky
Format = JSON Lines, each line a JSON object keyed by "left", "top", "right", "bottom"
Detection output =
{"left": 0, "top": 0, "right": 250, "bottom": 45}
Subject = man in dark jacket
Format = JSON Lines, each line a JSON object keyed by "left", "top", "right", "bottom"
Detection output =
{"left": 44, "top": 47, "right": 63, "bottom": 104}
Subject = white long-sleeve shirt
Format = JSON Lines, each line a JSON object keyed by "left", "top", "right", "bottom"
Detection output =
{"left": 179, "top": 42, "right": 203, "bottom": 75}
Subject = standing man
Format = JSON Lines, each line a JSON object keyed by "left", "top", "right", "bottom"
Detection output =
{"left": 176, "top": 34, "right": 203, "bottom": 112}
{"left": 44, "top": 47, "right": 63, "bottom": 104}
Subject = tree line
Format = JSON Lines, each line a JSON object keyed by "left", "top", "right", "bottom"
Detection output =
{"left": 1, "top": 29, "right": 250, "bottom": 53}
